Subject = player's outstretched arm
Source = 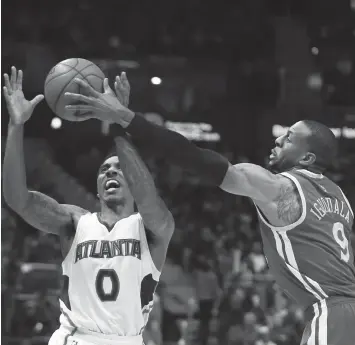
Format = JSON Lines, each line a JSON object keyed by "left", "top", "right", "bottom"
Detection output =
{"left": 3, "top": 67, "right": 84, "bottom": 235}
{"left": 64, "top": 78, "right": 230, "bottom": 186}
{"left": 113, "top": 135, "right": 174, "bottom": 271}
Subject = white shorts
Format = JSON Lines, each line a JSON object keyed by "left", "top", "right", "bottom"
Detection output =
{"left": 49, "top": 326, "right": 144, "bottom": 345}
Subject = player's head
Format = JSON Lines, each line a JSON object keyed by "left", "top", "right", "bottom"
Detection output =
{"left": 96, "top": 152, "right": 134, "bottom": 211}
{"left": 269, "top": 120, "right": 338, "bottom": 173}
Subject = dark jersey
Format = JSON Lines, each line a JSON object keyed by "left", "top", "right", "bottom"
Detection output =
{"left": 255, "top": 169, "right": 355, "bottom": 309}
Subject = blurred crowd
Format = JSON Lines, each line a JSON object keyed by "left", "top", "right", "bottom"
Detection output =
{"left": 2, "top": 0, "right": 355, "bottom": 345}
{"left": 2, "top": 137, "right": 355, "bottom": 345}
{"left": 3, "top": 0, "right": 275, "bottom": 60}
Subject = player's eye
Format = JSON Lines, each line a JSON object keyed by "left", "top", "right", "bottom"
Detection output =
{"left": 100, "top": 166, "right": 108, "bottom": 173}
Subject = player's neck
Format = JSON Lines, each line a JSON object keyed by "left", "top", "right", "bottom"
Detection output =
{"left": 99, "top": 203, "right": 133, "bottom": 224}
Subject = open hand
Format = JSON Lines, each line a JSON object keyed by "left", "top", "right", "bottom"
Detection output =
{"left": 3, "top": 66, "right": 44, "bottom": 125}
{"left": 114, "top": 72, "right": 130, "bottom": 108}
{"left": 64, "top": 78, "right": 134, "bottom": 127}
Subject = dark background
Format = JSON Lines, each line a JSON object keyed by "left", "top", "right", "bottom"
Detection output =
{"left": 2, "top": 0, "right": 355, "bottom": 345}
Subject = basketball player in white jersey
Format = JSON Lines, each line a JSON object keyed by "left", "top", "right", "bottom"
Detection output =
{"left": 3, "top": 67, "right": 175, "bottom": 345}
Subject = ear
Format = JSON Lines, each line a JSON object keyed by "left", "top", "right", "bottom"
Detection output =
{"left": 299, "top": 152, "right": 316, "bottom": 167}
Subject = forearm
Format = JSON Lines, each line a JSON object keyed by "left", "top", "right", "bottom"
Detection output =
{"left": 117, "top": 111, "right": 230, "bottom": 186}
{"left": 3, "top": 124, "right": 30, "bottom": 210}
{"left": 113, "top": 136, "right": 172, "bottom": 234}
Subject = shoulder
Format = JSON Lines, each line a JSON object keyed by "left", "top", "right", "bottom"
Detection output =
{"left": 274, "top": 174, "right": 303, "bottom": 224}
{"left": 255, "top": 172, "right": 303, "bottom": 226}
{"left": 57, "top": 205, "right": 90, "bottom": 258}
{"left": 221, "top": 163, "right": 293, "bottom": 203}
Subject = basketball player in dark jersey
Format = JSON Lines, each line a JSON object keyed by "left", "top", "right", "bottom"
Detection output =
{"left": 3, "top": 67, "right": 175, "bottom": 345}
{"left": 65, "top": 75, "right": 355, "bottom": 345}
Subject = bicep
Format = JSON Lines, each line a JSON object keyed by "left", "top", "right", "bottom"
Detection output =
{"left": 220, "top": 163, "right": 282, "bottom": 202}
{"left": 145, "top": 218, "right": 175, "bottom": 272}
{"left": 18, "top": 191, "right": 76, "bottom": 235}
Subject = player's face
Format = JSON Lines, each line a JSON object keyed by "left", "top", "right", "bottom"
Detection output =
{"left": 268, "top": 121, "right": 312, "bottom": 173}
{"left": 97, "top": 156, "right": 133, "bottom": 204}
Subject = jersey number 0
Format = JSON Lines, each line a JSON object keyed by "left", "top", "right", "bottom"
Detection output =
{"left": 95, "top": 269, "right": 120, "bottom": 301}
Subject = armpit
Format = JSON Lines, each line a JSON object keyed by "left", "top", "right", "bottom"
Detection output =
{"left": 276, "top": 179, "right": 302, "bottom": 224}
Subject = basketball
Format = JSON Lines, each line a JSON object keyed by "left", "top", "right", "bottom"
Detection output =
{"left": 44, "top": 58, "right": 105, "bottom": 121}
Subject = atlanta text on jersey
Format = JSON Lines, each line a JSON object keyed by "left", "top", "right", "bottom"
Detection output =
{"left": 75, "top": 239, "right": 141, "bottom": 263}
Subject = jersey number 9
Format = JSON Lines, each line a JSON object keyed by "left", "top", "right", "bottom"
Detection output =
{"left": 332, "top": 222, "right": 350, "bottom": 263}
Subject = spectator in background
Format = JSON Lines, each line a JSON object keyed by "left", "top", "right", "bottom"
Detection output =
{"left": 218, "top": 287, "right": 249, "bottom": 344}
{"left": 245, "top": 241, "right": 267, "bottom": 274}
{"left": 255, "top": 325, "right": 277, "bottom": 345}
{"left": 26, "top": 233, "right": 62, "bottom": 263}
{"left": 10, "top": 292, "right": 58, "bottom": 338}
{"left": 228, "top": 311, "right": 259, "bottom": 345}
{"left": 193, "top": 253, "right": 220, "bottom": 345}
{"left": 268, "top": 304, "right": 304, "bottom": 345}
{"left": 159, "top": 242, "right": 198, "bottom": 345}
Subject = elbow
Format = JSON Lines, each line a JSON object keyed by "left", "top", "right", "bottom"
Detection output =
{"left": 144, "top": 210, "right": 175, "bottom": 239}
{"left": 3, "top": 190, "right": 17, "bottom": 211}
{"left": 165, "top": 211, "right": 175, "bottom": 235}
{"left": 155, "top": 211, "right": 175, "bottom": 239}
{"left": 3, "top": 189, "right": 30, "bottom": 215}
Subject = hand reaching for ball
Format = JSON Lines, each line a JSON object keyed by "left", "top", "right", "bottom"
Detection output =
{"left": 114, "top": 72, "right": 130, "bottom": 108}
{"left": 64, "top": 72, "right": 134, "bottom": 127}
{"left": 3, "top": 66, "right": 44, "bottom": 126}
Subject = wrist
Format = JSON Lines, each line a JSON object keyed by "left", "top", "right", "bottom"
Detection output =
{"left": 114, "top": 108, "right": 135, "bottom": 128}
{"left": 8, "top": 120, "right": 25, "bottom": 129}
{"left": 110, "top": 124, "right": 126, "bottom": 138}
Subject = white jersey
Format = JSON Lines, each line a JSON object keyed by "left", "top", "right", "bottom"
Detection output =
{"left": 55, "top": 212, "right": 160, "bottom": 338}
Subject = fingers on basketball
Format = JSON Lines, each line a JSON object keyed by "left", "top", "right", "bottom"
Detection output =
{"left": 65, "top": 92, "right": 93, "bottom": 105}
{"left": 103, "top": 78, "right": 111, "bottom": 92}
{"left": 74, "top": 78, "right": 100, "bottom": 98}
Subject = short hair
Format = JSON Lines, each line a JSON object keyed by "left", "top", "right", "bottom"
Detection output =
{"left": 102, "top": 149, "right": 118, "bottom": 163}
{"left": 301, "top": 120, "right": 338, "bottom": 172}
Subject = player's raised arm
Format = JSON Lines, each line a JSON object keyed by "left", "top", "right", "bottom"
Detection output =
{"left": 64, "top": 77, "right": 230, "bottom": 186}
{"left": 3, "top": 67, "right": 83, "bottom": 235}
{"left": 113, "top": 135, "right": 175, "bottom": 270}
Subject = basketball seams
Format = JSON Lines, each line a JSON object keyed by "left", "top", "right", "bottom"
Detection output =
{"left": 44, "top": 58, "right": 80, "bottom": 86}
{"left": 51, "top": 63, "right": 104, "bottom": 115}
{"left": 52, "top": 61, "right": 96, "bottom": 112}
{"left": 45, "top": 68, "right": 73, "bottom": 86}
{"left": 61, "top": 62, "right": 105, "bottom": 89}
{"left": 59, "top": 61, "right": 104, "bottom": 85}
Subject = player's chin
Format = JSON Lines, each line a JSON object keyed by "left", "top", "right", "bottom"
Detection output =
{"left": 268, "top": 157, "right": 277, "bottom": 168}
{"left": 267, "top": 158, "right": 281, "bottom": 173}
{"left": 102, "top": 189, "right": 120, "bottom": 198}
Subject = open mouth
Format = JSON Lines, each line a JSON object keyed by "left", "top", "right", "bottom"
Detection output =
{"left": 104, "top": 180, "right": 120, "bottom": 191}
